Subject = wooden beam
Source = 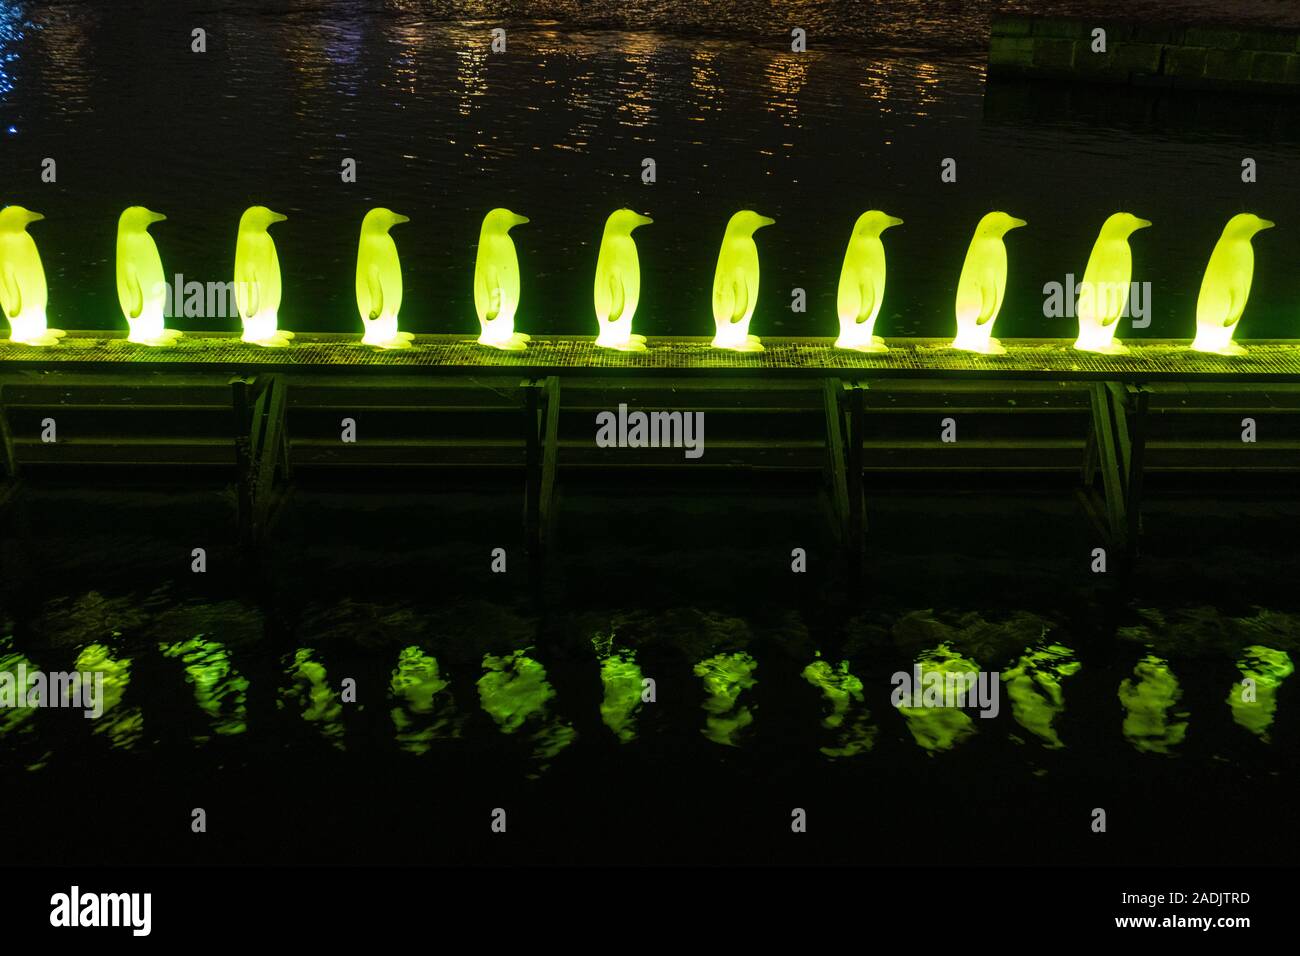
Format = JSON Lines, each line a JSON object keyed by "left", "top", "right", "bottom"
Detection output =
{"left": 821, "top": 379, "right": 849, "bottom": 543}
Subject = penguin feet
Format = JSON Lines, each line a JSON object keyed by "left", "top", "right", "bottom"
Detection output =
{"left": 835, "top": 340, "right": 889, "bottom": 354}
{"left": 13, "top": 329, "right": 67, "bottom": 347}
{"left": 985, "top": 337, "right": 1007, "bottom": 355}
{"left": 630, "top": 334, "right": 647, "bottom": 344}
{"left": 243, "top": 332, "right": 293, "bottom": 348}
{"left": 478, "top": 334, "right": 528, "bottom": 352}
{"left": 871, "top": 335, "right": 886, "bottom": 345}
{"left": 130, "top": 329, "right": 183, "bottom": 347}
{"left": 1215, "top": 342, "right": 1248, "bottom": 357}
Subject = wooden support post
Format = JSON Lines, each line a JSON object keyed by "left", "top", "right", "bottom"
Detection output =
{"left": 821, "top": 379, "right": 849, "bottom": 542}
{"left": 523, "top": 380, "right": 542, "bottom": 556}
{"left": 846, "top": 382, "right": 866, "bottom": 557}
{"left": 232, "top": 374, "right": 289, "bottom": 549}
{"left": 1082, "top": 382, "right": 1148, "bottom": 561}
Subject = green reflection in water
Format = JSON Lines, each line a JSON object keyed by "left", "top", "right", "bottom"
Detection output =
{"left": 278, "top": 648, "right": 345, "bottom": 750}
{"left": 694, "top": 652, "right": 757, "bottom": 747}
{"left": 389, "top": 646, "right": 461, "bottom": 755}
{"left": 0, "top": 636, "right": 51, "bottom": 771}
{"left": 159, "top": 636, "right": 249, "bottom": 741}
{"left": 593, "top": 627, "right": 643, "bottom": 744}
{"left": 1118, "top": 654, "right": 1188, "bottom": 755}
{"left": 896, "top": 644, "right": 978, "bottom": 753}
{"left": 1002, "top": 643, "right": 1081, "bottom": 749}
{"left": 478, "top": 650, "right": 575, "bottom": 762}
{"left": 1228, "top": 645, "right": 1293, "bottom": 742}
{"left": 74, "top": 643, "right": 142, "bottom": 751}
{"left": 801, "top": 656, "right": 876, "bottom": 758}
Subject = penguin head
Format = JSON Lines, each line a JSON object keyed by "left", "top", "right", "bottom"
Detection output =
{"left": 119, "top": 206, "right": 167, "bottom": 232}
{"left": 1224, "top": 213, "right": 1275, "bottom": 238}
{"left": 240, "top": 205, "right": 288, "bottom": 232}
{"left": 0, "top": 205, "right": 43, "bottom": 231}
{"left": 361, "top": 207, "right": 410, "bottom": 235}
{"left": 976, "top": 211, "right": 1027, "bottom": 238}
{"left": 1101, "top": 212, "right": 1152, "bottom": 238}
{"left": 605, "top": 208, "right": 653, "bottom": 236}
{"left": 726, "top": 210, "right": 776, "bottom": 237}
{"left": 852, "top": 210, "right": 904, "bottom": 239}
{"left": 483, "top": 208, "right": 529, "bottom": 235}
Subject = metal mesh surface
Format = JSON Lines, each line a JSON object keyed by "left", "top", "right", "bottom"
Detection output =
{"left": 5, "top": 333, "right": 1300, "bottom": 380}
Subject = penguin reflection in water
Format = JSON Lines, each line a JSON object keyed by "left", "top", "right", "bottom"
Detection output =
{"left": 593, "top": 208, "right": 653, "bottom": 351}
{"left": 835, "top": 210, "right": 903, "bottom": 352}
{"left": 1191, "top": 213, "right": 1275, "bottom": 357}
{"left": 235, "top": 206, "right": 293, "bottom": 347}
{"left": 356, "top": 207, "right": 414, "bottom": 349}
{"left": 711, "top": 210, "right": 775, "bottom": 352}
{"left": 951, "top": 211, "right": 1026, "bottom": 356}
{"left": 116, "top": 206, "right": 183, "bottom": 346}
{"left": 1072, "top": 212, "right": 1151, "bottom": 355}
{"left": 0, "top": 205, "right": 66, "bottom": 346}
{"left": 475, "top": 207, "right": 531, "bottom": 351}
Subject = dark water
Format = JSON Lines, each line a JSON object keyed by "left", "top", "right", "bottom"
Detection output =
{"left": 2, "top": 483, "right": 1298, "bottom": 864}
{"left": 3, "top": 0, "right": 1299, "bottom": 340}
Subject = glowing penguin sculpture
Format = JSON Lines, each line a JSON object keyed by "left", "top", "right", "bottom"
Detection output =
{"left": 952, "top": 211, "right": 1026, "bottom": 355}
{"left": 235, "top": 205, "right": 292, "bottom": 347}
{"left": 835, "top": 210, "right": 903, "bottom": 352}
{"left": 1073, "top": 212, "right": 1151, "bottom": 354}
{"left": 0, "top": 206, "right": 65, "bottom": 346}
{"left": 711, "top": 210, "right": 775, "bottom": 352}
{"left": 1191, "top": 213, "right": 1275, "bottom": 356}
{"left": 355, "top": 207, "right": 414, "bottom": 349}
{"left": 474, "top": 208, "right": 531, "bottom": 351}
{"left": 593, "top": 208, "right": 654, "bottom": 351}
{"left": 116, "top": 206, "right": 181, "bottom": 345}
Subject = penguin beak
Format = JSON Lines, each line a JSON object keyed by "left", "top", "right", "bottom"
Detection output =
{"left": 147, "top": 210, "right": 167, "bottom": 223}
{"left": 26, "top": 211, "right": 44, "bottom": 223}
{"left": 511, "top": 213, "right": 530, "bottom": 226}
{"left": 636, "top": 214, "right": 654, "bottom": 227}
{"left": 392, "top": 213, "right": 410, "bottom": 225}
{"left": 757, "top": 215, "right": 775, "bottom": 229}
{"left": 270, "top": 211, "right": 288, "bottom": 223}
{"left": 1133, "top": 218, "right": 1152, "bottom": 231}
{"left": 1007, "top": 217, "right": 1027, "bottom": 230}
{"left": 885, "top": 215, "right": 904, "bottom": 229}
{"left": 1257, "top": 218, "right": 1276, "bottom": 231}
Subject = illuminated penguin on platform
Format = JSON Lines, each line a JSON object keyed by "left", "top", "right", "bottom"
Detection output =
{"left": 235, "top": 205, "right": 292, "bottom": 347}
{"left": 835, "top": 210, "right": 903, "bottom": 352}
{"left": 1191, "top": 213, "right": 1275, "bottom": 356}
{"left": 711, "top": 210, "right": 775, "bottom": 352}
{"left": 0, "top": 205, "right": 65, "bottom": 346}
{"left": 116, "top": 206, "right": 181, "bottom": 346}
{"left": 474, "top": 207, "right": 531, "bottom": 351}
{"left": 1073, "top": 212, "right": 1151, "bottom": 354}
{"left": 952, "top": 211, "right": 1026, "bottom": 355}
{"left": 594, "top": 208, "right": 654, "bottom": 351}
{"left": 355, "top": 207, "right": 414, "bottom": 349}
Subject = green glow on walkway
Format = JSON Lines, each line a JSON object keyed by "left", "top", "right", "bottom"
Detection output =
{"left": 74, "top": 643, "right": 143, "bottom": 751}
{"left": 801, "top": 656, "right": 876, "bottom": 757}
{"left": 278, "top": 647, "right": 345, "bottom": 749}
{"left": 897, "top": 644, "right": 978, "bottom": 752}
{"left": 1002, "top": 643, "right": 1081, "bottom": 749}
{"left": 1228, "top": 645, "right": 1293, "bottom": 741}
{"left": 159, "top": 636, "right": 249, "bottom": 740}
{"left": 1118, "top": 654, "right": 1187, "bottom": 754}
{"left": 478, "top": 650, "right": 575, "bottom": 761}
{"left": 389, "top": 646, "right": 459, "bottom": 754}
{"left": 694, "top": 652, "right": 757, "bottom": 746}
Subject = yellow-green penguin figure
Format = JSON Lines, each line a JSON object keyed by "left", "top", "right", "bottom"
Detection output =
{"left": 474, "top": 207, "right": 530, "bottom": 351}
{"left": 1191, "top": 213, "right": 1275, "bottom": 356}
{"left": 594, "top": 208, "right": 653, "bottom": 351}
{"left": 1073, "top": 212, "right": 1151, "bottom": 354}
{"left": 952, "top": 211, "right": 1026, "bottom": 355}
{"left": 835, "top": 210, "right": 903, "bottom": 352}
{"left": 116, "top": 206, "right": 181, "bottom": 346}
{"left": 235, "top": 205, "right": 292, "bottom": 347}
{"left": 711, "top": 210, "right": 775, "bottom": 352}
{"left": 355, "top": 207, "right": 413, "bottom": 349}
{"left": 0, "top": 205, "right": 65, "bottom": 346}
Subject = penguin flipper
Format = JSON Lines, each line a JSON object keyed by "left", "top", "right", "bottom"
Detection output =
{"left": 366, "top": 264, "right": 383, "bottom": 321}
{"left": 238, "top": 268, "right": 259, "bottom": 320}
{"left": 607, "top": 272, "right": 625, "bottom": 323}
{"left": 123, "top": 263, "right": 144, "bottom": 320}
{"left": 480, "top": 265, "right": 502, "bottom": 322}
{"left": 1224, "top": 290, "right": 1240, "bottom": 328}
{"left": 1, "top": 263, "right": 20, "bottom": 319}
{"left": 975, "top": 275, "right": 996, "bottom": 326}
{"left": 730, "top": 273, "right": 748, "bottom": 324}
{"left": 856, "top": 281, "right": 876, "bottom": 325}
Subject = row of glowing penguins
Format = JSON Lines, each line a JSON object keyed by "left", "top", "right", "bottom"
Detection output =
{"left": 0, "top": 204, "right": 1277, "bottom": 355}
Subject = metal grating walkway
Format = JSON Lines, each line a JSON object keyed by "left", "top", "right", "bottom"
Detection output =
{"left": 4, "top": 332, "right": 1300, "bottom": 380}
